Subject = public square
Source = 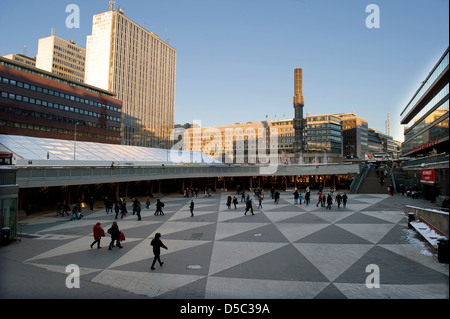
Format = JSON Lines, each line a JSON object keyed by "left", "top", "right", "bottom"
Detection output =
{"left": 0, "top": 191, "right": 448, "bottom": 299}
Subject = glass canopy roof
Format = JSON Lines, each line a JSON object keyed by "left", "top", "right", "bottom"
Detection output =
{"left": 0, "top": 134, "right": 221, "bottom": 165}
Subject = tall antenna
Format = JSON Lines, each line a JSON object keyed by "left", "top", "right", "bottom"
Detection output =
{"left": 386, "top": 113, "right": 391, "bottom": 136}
{"left": 165, "top": 27, "right": 170, "bottom": 44}
{"left": 109, "top": 0, "right": 116, "bottom": 11}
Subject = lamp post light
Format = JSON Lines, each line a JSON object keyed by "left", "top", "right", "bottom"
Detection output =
{"left": 74, "top": 122, "right": 79, "bottom": 160}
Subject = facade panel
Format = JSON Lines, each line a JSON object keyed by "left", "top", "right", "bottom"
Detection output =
{"left": 0, "top": 57, "right": 122, "bottom": 144}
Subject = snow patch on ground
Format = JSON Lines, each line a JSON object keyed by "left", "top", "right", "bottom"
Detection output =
{"left": 403, "top": 228, "right": 435, "bottom": 256}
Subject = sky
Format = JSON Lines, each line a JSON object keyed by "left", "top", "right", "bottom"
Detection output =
{"left": 0, "top": 0, "right": 448, "bottom": 142}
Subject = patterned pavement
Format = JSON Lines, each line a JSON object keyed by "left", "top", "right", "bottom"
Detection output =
{"left": 1, "top": 191, "right": 448, "bottom": 299}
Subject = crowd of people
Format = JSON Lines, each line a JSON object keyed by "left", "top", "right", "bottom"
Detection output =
{"left": 292, "top": 186, "right": 348, "bottom": 210}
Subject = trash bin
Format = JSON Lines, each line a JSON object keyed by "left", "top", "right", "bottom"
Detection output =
{"left": 1, "top": 227, "right": 11, "bottom": 246}
{"left": 437, "top": 238, "right": 449, "bottom": 263}
{"left": 407, "top": 213, "right": 415, "bottom": 229}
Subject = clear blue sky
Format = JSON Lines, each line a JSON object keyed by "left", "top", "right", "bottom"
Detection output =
{"left": 0, "top": 0, "right": 448, "bottom": 142}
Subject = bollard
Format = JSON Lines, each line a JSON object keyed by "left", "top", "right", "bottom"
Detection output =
{"left": 437, "top": 238, "right": 449, "bottom": 263}
{"left": 1, "top": 227, "right": 11, "bottom": 246}
{"left": 407, "top": 213, "right": 415, "bottom": 229}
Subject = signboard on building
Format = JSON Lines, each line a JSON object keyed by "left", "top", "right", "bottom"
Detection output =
{"left": 421, "top": 169, "right": 436, "bottom": 183}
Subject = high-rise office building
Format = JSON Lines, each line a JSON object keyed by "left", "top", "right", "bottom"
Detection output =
{"left": 84, "top": 6, "right": 176, "bottom": 149}
{"left": 36, "top": 33, "right": 86, "bottom": 83}
{"left": 334, "top": 112, "right": 369, "bottom": 159}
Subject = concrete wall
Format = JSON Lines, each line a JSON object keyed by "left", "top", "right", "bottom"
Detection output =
{"left": 404, "top": 205, "right": 449, "bottom": 237}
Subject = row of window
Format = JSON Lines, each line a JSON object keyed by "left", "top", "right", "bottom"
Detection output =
{"left": 404, "top": 83, "right": 449, "bottom": 141}
{"left": 0, "top": 90, "right": 121, "bottom": 123}
{"left": 54, "top": 44, "right": 85, "bottom": 60}
{"left": 402, "top": 117, "right": 449, "bottom": 155}
{"left": 0, "top": 75, "right": 121, "bottom": 113}
{"left": 0, "top": 59, "right": 115, "bottom": 97}
{"left": 0, "top": 104, "right": 121, "bottom": 132}
{"left": 0, "top": 119, "right": 120, "bottom": 142}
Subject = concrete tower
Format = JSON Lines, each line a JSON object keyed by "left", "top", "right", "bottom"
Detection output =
{"left": 293, "top": 68, "right": 305, "bottom": 163}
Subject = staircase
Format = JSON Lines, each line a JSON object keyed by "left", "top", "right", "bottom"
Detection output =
{"left": 358, "top": 168, "right": 392, "bottom": 194}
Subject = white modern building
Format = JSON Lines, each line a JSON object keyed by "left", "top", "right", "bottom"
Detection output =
{"left": 36, "top": 32, "right": 86, "bottom": 83}
{"left": 84, "top": 6, "right": 177, "bottom": 149}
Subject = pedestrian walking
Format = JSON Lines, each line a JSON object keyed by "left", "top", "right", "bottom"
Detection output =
{"left": 71, "top": 202, "right": 83, "bottom": 220}
{"left": 114, "top": 200, "right": 120, "bottom": 219}
{"left": 258, "top": 194, "right": 263, "bottom": 209}
{"left": 274, "top": 191, "right": 280, "bottom": 204}
{"left": 134, "top": 198, "right": 142, "bottom": 221}
{"left": 326, "top": 194, "right": 333, "bottom": 210}
{"left": 245, "top": 198, "right": 254, "bottom": 215}
{"left": 62, "top": 200, "right": 70, "bottom": 217}
{"left": 241, "top": 190, "right": 246, "bottom": 202}
{"left": 335, "top": 193, "right": 342, "bottom": 208}
{"left": 316, "top": 192, "right": 322, "bottom": 207}
{"left": 233, "top": 196, "right": 238, "bottom": 209}
{"left": 150, "top": 233, "right": 168, "bottom": 270}
{"left": 89, "top": 196, "right": 94, "bottom": 211}
{"left": 90, "top": 222, "right": 105, "bottom": 249}
{"left": 189, "top": 199, "right": 194, "bottom": 217}
{"left": 227, "top": 195, "right": 232, "bottom": 209}
{"left": 305, "top": 192, "right": 310, "bottom": 206}
{"left": 120, "top": 198, "right": 127, "bottom": 219}
{"left": 342, "top": 193, "right": 348, "bottom": 208}
{"left": 155, "top": 199, "right": 165, "bottom": 216}
{"left": 293, "top": 190, "right": 299, "bottom": 205}
{"left": 108, "top": 221, "right": 123, "bottom": 250}
{"left": 56, "top": 202, "right": 62, "bottom": 217}
{"left": 104, "top": 196, "right": 112, "bottom": 214}
{"left": 298, "top": 193, "right": 303, "bottom": 205}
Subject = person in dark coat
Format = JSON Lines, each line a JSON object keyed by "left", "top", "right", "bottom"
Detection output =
{"left": 150, "top": 233, "right": 168, "bottom": 270}
{"left": 189, "top": 200, "right": 194, "bottom": 217}
{"left": 155, "top": 199, "right": 164, "bottom": 216}
{"left": 120, "top": 198, "right": 127, "bottom": 219}
{"left": 108, "top": 221, "right": 123, "bottom": 250}
{"left": 326, "top": 194, "right": 333, "bottom": 210}
{"left": 274, "top": 191, "right": 280, "bottom": 204}
{"left": 335, "top": 193, "right": 342, "bottom": 208}
{"left": 90, "top": 222, "right": 105, "bottom": 249}
{"left": 227, "top": 195, "right": 232, "bottom": 209}
{"left": 342, "top": 193, "right": 348, "bottom": 208}
{"left": 245, "top": 198, "right": 254, "bottom": 215}
{"left": 132, "top": 198, "right": 142, "bottom": 220}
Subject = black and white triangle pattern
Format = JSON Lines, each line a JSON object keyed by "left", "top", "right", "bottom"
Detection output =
{"left": 21, "top": 192, "right": 449, "bottom": 299}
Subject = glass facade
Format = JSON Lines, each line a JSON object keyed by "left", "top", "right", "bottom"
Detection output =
{"left": 401, "top": 48, "right": 449, "bottom": 156}
{"left": 306, "top": 115, "right": 343, "bottom": 155}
